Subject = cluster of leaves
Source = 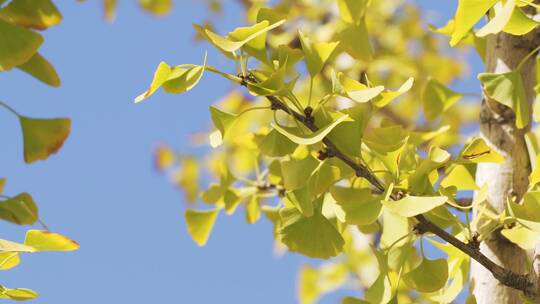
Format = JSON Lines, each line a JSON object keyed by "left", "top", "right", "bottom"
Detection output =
{"left": 0, "top": 0, "right": 79, "bottom": 300}
{"left": 139, "top": 0, "right": 540, "bottom": 303}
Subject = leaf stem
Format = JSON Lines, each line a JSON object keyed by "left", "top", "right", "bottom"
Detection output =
{"left": 0, "top": 101, "right": 21, "bottom": 117}
{"left": 517, "top": 44, "right": 540, "bottom": 70}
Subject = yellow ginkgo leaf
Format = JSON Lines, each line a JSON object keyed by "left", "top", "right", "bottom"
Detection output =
{"left": 185, "top": 208, "right": 219, "bottom": 246}
{"left": 24, "top": 230, "right": 79, "bottom": 251}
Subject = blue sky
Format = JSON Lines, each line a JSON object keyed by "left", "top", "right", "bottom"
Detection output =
{"left": 0, "top": 1, "right": 480, "bottom": 303}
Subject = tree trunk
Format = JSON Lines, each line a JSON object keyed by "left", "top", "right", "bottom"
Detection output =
{"left": 472, "top": 27, "right": 540, "bottom": 304}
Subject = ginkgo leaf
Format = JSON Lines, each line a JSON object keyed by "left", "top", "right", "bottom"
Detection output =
{"left": 479, "top": 70, "right": 529, "bottom": 129}
{"left": 408, "top": 146, "right": 451, "bottom": 193}
{"left": 0, "top": 286, "right": 38, "bottom": 301}
{"left": 403, "top": 258, "right": 449, "bottom": 292}
{"left": 0, "top": 18, "right": 43, "bottom": 71}
{"left": 330, "top": 187, "right": 382, "bottom": 225}
{"left": 17, "top": 52, "right": 60, "bottom": 87}
{"left": 0, "top": 192, "right": 38, "bottom": 225}
{"left": 441, "top": 164, "right": 479, "bottom": 190}
{"left": 185, "top": 208, "right": 219, "bottom": 246}
{"left": 372, "top": 77, "right": 414, "bottom": 107}
{"left": 503, "top": 5, "right": 540, "bottom": 35}
{"left": 336, "top": 73, "right": 384, "bottom": 103}
{"left": 204, "top": 19, "right": 285, "bottom": 53}
{"left": 19, "top": 116, "right": 71, "bottom": 164}
{"left": 272, "top": 114, "right": 350, "bottom": 145}
{"left": 245, "top": 195, "right": 261, "bottom": 224}
{"left": 103, "top": 0, "right": 117, "bottom": 22}
{"left": 382, "top": 195, "right": 448, "bottom": 217}
{"left": 24, "top": 230, "right": 79, "bottom": 251}
{"left": 0, "top": 252, "right": 20, "bottom": 270}
{"left": 476, "top": 0, "right": 516, "bottom": 37}
{"left": 0, "top": 239, "right": 35, "bottom": 253}
{"left": 365, "top": 273, "right": 393, "bottom": 304}
{"left": 459, "top": 137, "right": 505, "bottom": 163}
{"left": 450, "top": 0, "right": 499, "bottom": 46}
{"left": 336, "top": 0, "right": 368, "bottom": 25}
{"left": 286, "top": 186, "right": 314, "bottom": 217}
{"left": 256, "top": 128, "right": 298, "bottom": 157}
{"left": 209, "top": 106, "right": 238, "bottom": 147}
{"left": 308, "top": 162, "right": 341, "bottom": 197}
{"left": 338, "top": 21, "right": 372, "bottom": 62}
{"left": 530, "top": 154, "right": 540, "bottom": 185}
{"left": 423, "top": 78, "right": 462, "bottom": 120}
{"left": 134, "top": 53, "right": 206, "bottom": 103}
{"left": 501, "top": 225, "right": 540, "bottom": 250}
{"left": 279, "top": 207, "right": 344, "bottom": 259}
{"left": 281, "top": 156, "right": 319, "bottom": 191}
{"left": 508, "top": 192, "right": 540, "bottom": 232}
{"left": 0, "top": 0, "right": 62, "bottom": 30}
{"left": 246, "top": 64, "right": 287, "bottom": 96}
{"left": 139, "top": 0, "right": 172, "bottom": 16}
{"left": 299, "top": 30, "right": 339, "bottom": 77}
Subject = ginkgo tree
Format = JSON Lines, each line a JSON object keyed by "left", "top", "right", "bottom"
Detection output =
{"left": 137, "top": 0, "right": 540, "bottom": 303}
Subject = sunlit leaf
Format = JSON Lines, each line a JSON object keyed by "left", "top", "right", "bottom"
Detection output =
{"left": 503, "top": 6, "right": 540, "bottom": 35}
{"left": 0, "top": 239, "right": 35, "bottom": 253}
{"left": 279, "top": 206, "right": 344, "bottom": 259}
{"left": 0, "top": 0, "right": 62, "bottom": 30}
{"left": 0, "top": 252, "right": 20, "bottom": 270}
{"left": 335, "top": 72, "right": 384, "bottom": 103}
{"left": 209, "top": 106, "right": 238, "bottom": 147}
{"left": 365, "top": 273, "right": 393, "bottom": 304}
{"left": 330, "top": 187, "right": 382, "bottom": 225}
{"left": 299, "top": 30, "right": 339, "bottom": 78}
{"left": 103, "top": 0, "right": 117, "bottom": 22}
{"left": 0, "top": 286, "right": 38, "bottom": 301}
{"left": 245, "top": 195, "right": 261, "bottom": 224}
{"left": 19, "top": 116, "right": 71, "bottom": 164}
{"left": 372, "top": 77, "right": 414, "bottom": 108}
{"left": 0, "top": 18, "right": 43, "bottom": 71}
{"left": 24, "top": 230, "right": 79, "bottom": 251}
{"left": 476, "top": 0, "right": 516, "bottom": 37}
{"left": 479, "top": 70, "right": 529, "bottom": 129}
{"left": 0, "top": 192, "right": 38, "bottom": 225}
{"left": 256, "top": 129, "right": 298, "bottom": 157}
{"left": 272, "top": 114, "right": 350, "bottom": 145}
{"left": 508, "top": 192, "right": 540, "bottom": 232}
{"left": 403, "top": 258, "right": 449, "bottom": 292}
{"left": 450, "top": 0, "right": 498, "bottom": 46}
{"left": 281, "top": 155, "right": 318, "bottom": 191}
{"left": 338, "top": 21, "right": 372, "bottom": 62}
{"left": 185, "top": 208, "right": 219, "bottom": 246}
{"left": 423, "top": 78, "right": 462, "bottom": 120}
{"left": 336, "top": 0, "right": 368, "bottom": 24}
{"left": 139, "top": 0, "right": 172, "bottom": 16}
{"left": 17, "top": 53, "right": 60, "bottom": 87}
{"left": 383, "top": 195, "right": 448, "bottom": 217}
{"left": 501, "top": 224, "right": 540, "bottom": 250}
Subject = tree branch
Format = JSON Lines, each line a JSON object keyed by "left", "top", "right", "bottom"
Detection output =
{"left": 249, "top": 87, "right": 537, "bottom": 297}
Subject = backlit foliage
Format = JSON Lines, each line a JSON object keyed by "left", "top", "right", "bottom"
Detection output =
{"left": 138, "top": 0, "right": 540, "bottom": 303}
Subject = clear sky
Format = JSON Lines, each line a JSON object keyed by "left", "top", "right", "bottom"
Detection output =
{"left": 0, "top": 1, "right": 480, "bottom": 303}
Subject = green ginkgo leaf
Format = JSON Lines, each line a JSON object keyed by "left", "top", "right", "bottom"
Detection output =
{"left": 17, "top": 52, "right": 60, "bottom": 87}
{"left": 257, "top": 128, "right": 298, "bottom": 157}
{"left": 336, "top": 72, "right": 384, "bottom": 103}
{"left": 19, "top": 116, "right": 71, "bottom": 164}
{"left": 246, "top": 64, "right": 287, "bottom": 96}
{"left": 382, "top": 195, "right": 448, "bottom": 218}
{"left": 281, "top": 155, "right": 319, "bottom": 191}
{"left": 365, "top": 273, "right": 393, "bottom": 304}
{"left": 279, "top": 206, "right": 344, "bottom": 259}
{"left": 408, "top": 146, "right": 451, "bottom": 193}
{"left": 209, "top": 106, "right": 238, "bottom": 147}
{"left": 308, "top": 162, "right": 341, "bottom": 197}
{"left": 330, "top": 186, "right": 382, "bottom": 225}
{"left": 185, "top": 208, "right": 219, "bottom": 246}
{"left": 440, "top": 164, "right": 478, "bottom": 190}
{"left": 476, "top": 0, "right": 515, "bottom": 37}
{"left": 24, "top": 230, "right": 79, "bottom": 251}
{"left": 0, "top": 0, "right": 62, "bottom": 30}
{"left": 503, "top": 5, "right": 540, "bottom": 35}
{"left": 459, "top": 137, "right": 505, "bottom": 163}
{"left": 508, "top": 192, "right": 540, "bottom": 232}
{"left": 204, "top": 19, "right": 285, "bottom": 53}
{"left": 139, "top": 0, "right": 172, "bottom": 15}
{"left": 272, "top": 114, "right": 350, "bottom": 145}
{"left": 0, "top": 18, "right": 43, "bottom": 71}
{"left": 478, "top": 70, "right": 529, "bottom": 129}
{"left": 135, "top": 53, "right": 206, "bottom": 103}
{"left": 0, "top": 192, "right": 38, "bottom": 225}
{"left": 372, "top": 77, "right": 414, "bottom": 107}
{"left": 403, "top": 258, "right": 449, "bottom": 292}
{"left": 299, "top": 30, "right": 339, "bottom": 78}
{"left": 0, "top": 286, "right": 38, "bottom": 301}
{"left": 423, "top": 78, "right": 462, "bottom": 120}
{"left": 336, "top": 0, "right": 368, "bottom": 24}
{"left": 501, "top": 224, "right": 540, "bottom": 250}
{"left": 338, "top": 21, "right": 372, "bottom": 62}
{"left": 286, "top": 186, "right": 314, "bottom": 217}
{"left": 450, "top": 0, "right": 498, "bottom": 46}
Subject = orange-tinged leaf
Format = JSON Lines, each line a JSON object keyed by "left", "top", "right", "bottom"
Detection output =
{"left": 19, "top": 116, "right": 71, "bottom": 163}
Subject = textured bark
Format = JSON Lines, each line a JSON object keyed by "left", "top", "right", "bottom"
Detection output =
{"left": 472, "top": 28, "right": 540, "bottom": 303}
